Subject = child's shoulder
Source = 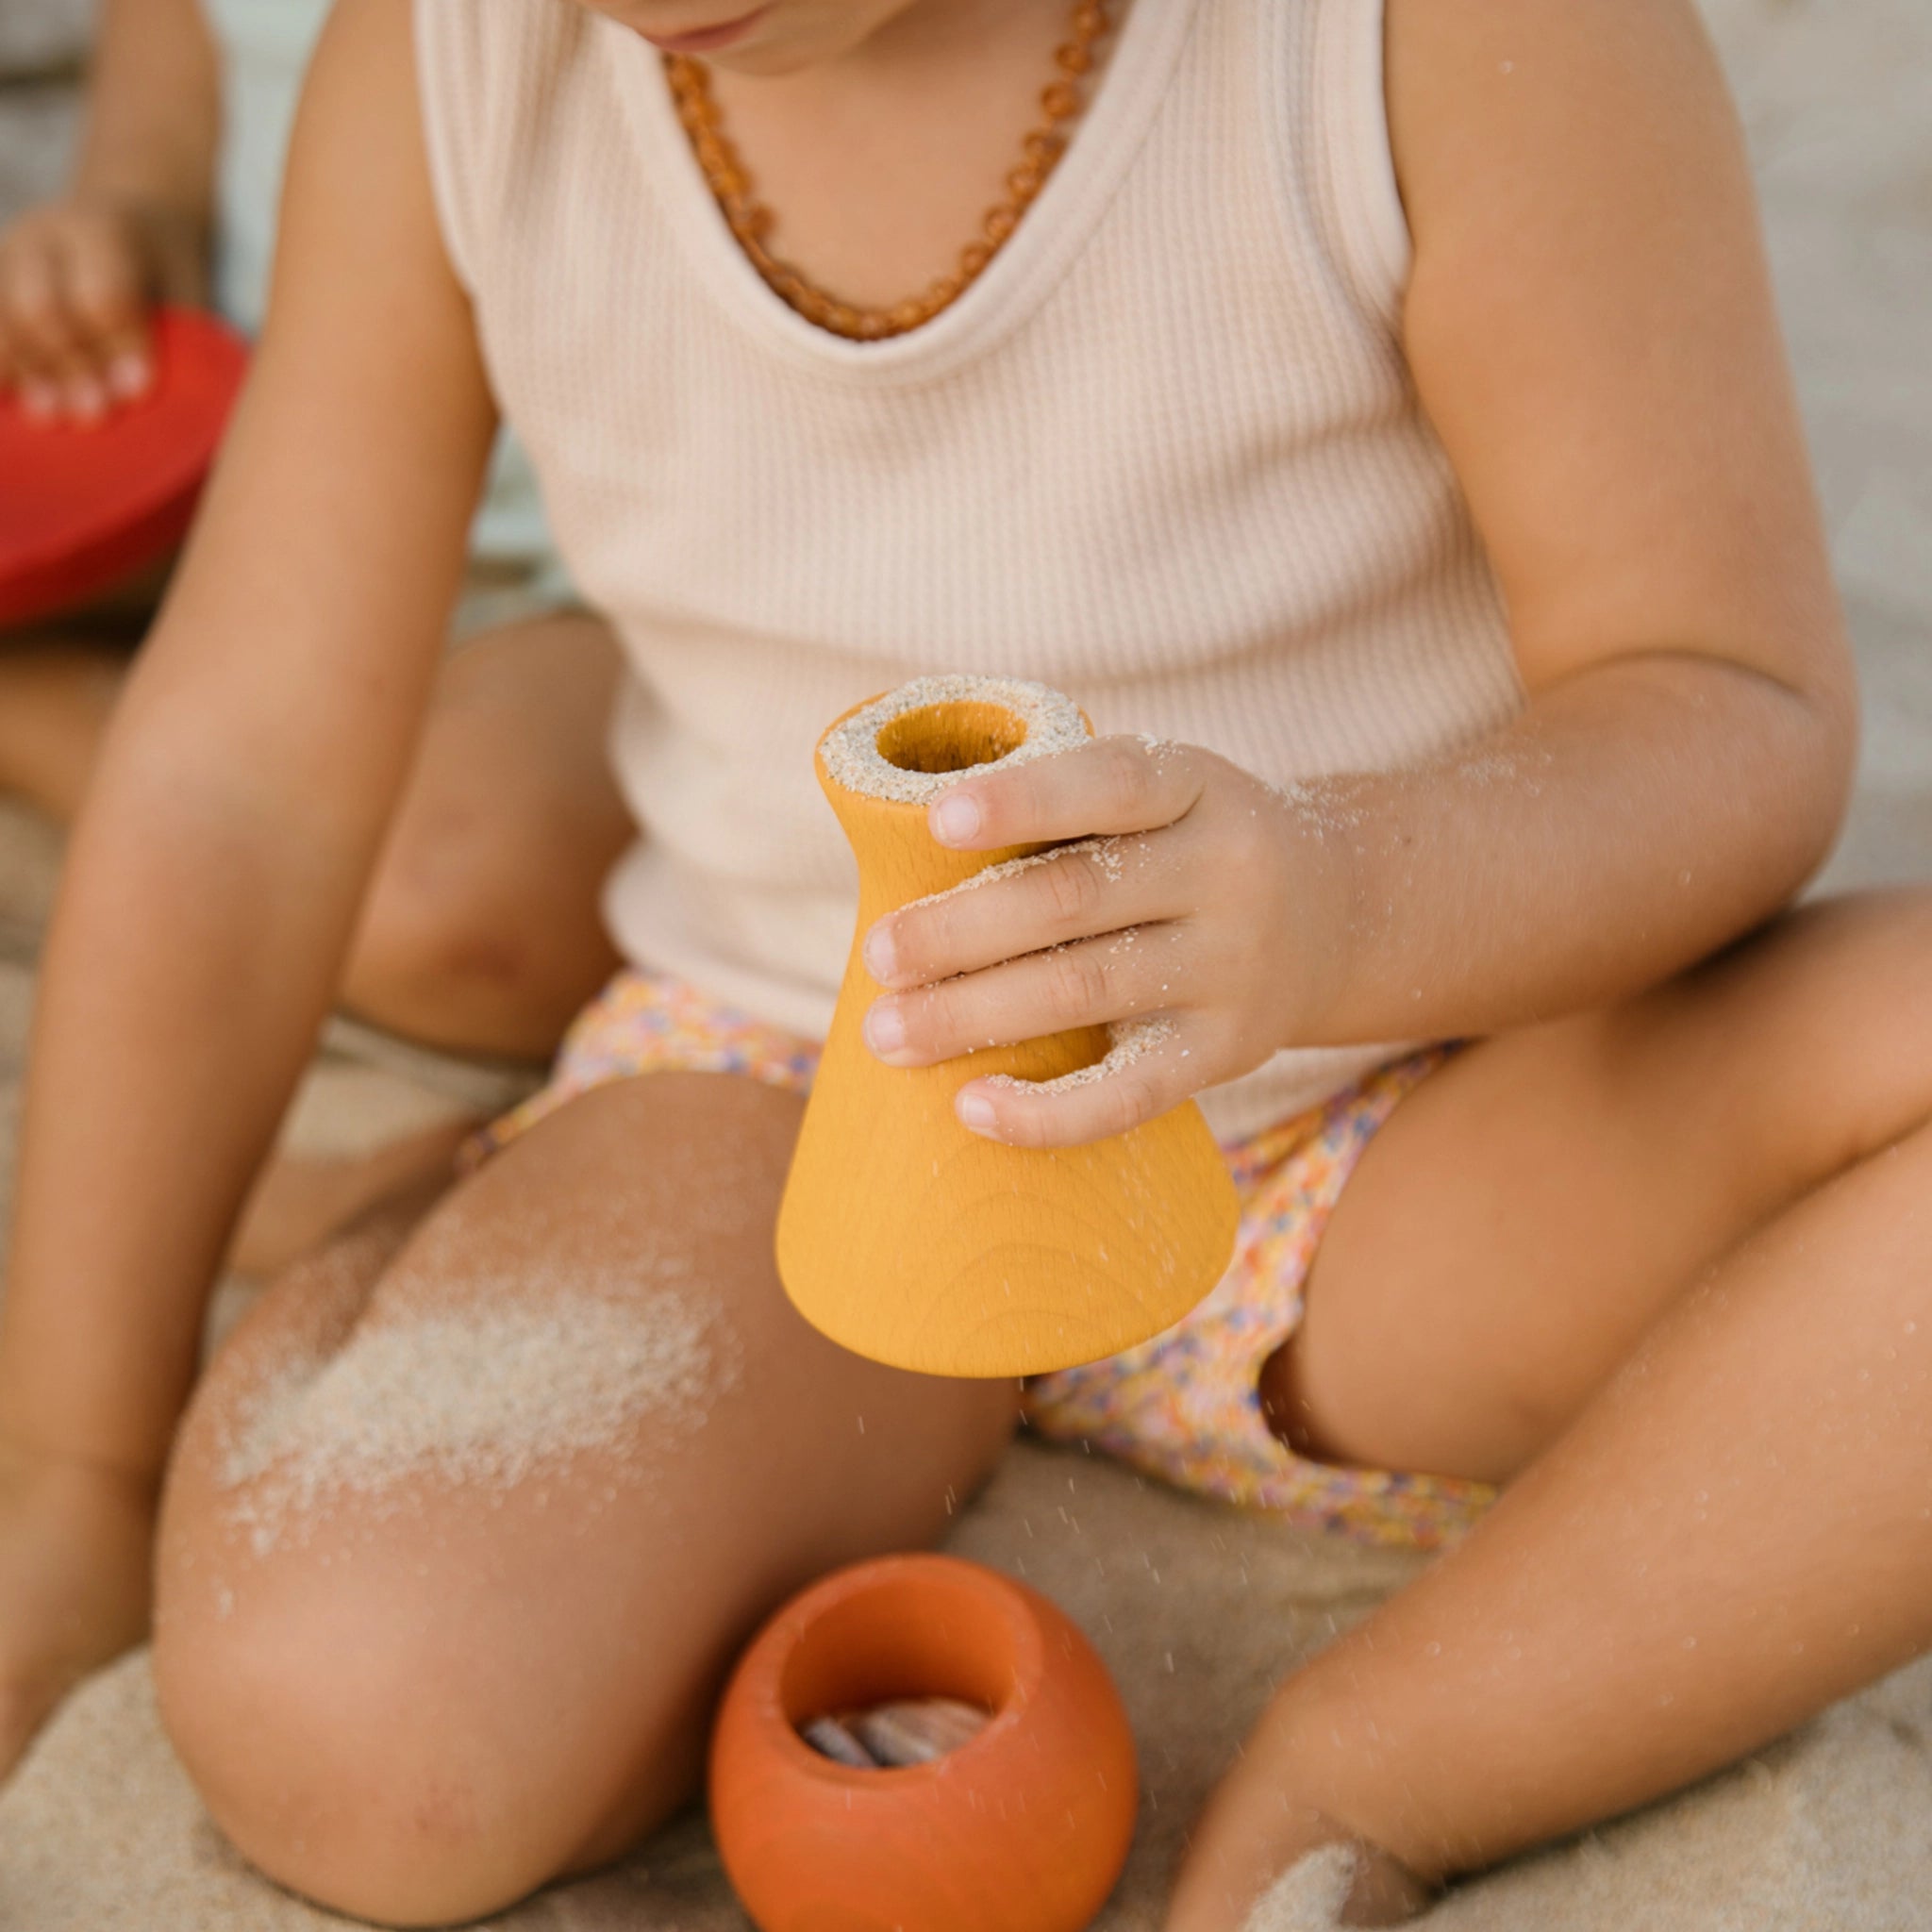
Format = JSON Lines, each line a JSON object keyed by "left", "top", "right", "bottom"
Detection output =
{"left": 411, "top": 0, "right": 628, "bottom": 290}
{"left": 413, "top": 0, "right": 604, "bottom": 84}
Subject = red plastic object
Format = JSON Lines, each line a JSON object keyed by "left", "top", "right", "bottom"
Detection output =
{"left": 0, "top": 307, "right": 249, "bottom": 628}
{"left": 709, "top": 1553, "right": 1139, "bottom": 1932}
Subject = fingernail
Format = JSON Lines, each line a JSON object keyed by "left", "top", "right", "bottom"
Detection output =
{"left": 107, "top": 353, "right": 151, "bottom": 400}
{"left": 863, "top": 999, "right": 908, "bottom": 1058}
{"left": 20, "top": 380, "right": 57, "bottom": 419}
{"left": 862, "top": 920, "right": 897, "bottom": 983}
{"left": 956, "top": 1091, "right": 998, "bottom": 1134}
{"left": 67, "top": 378, "right": 108, "bottom": 421}
{"left": 932, "top": 792, "right": 981, "bottom": 844}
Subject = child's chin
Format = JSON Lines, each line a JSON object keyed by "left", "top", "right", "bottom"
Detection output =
{"left": 609, "top": 0, "right": 910, "bottom": 78}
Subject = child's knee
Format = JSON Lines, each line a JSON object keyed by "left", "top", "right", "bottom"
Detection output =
{"left": 154, "top": 1563, "right": 572, "bottom": 1926}
{"left": 1614, "top": 888, "right": 1932, "bottom": 1200}
{"left": 348, "top": 805, "right": 541, "bottom": 1023}
{"left": 1755, "top": 889, "right": 1932, "bottom": 1167}
{"left": 344, "top": 784, "right": 613, "bottom": 1054}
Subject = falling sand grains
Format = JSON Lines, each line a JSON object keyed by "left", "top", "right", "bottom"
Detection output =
{"left": 219, "top": 1284, "right": 736, "bottom": 1555}
{"left": 819, "top": 675, "right": 1090, "bottom": 804}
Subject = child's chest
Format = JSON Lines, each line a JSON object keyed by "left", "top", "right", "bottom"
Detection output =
{"left": 459, "top": 0, "right": 1451, "bottom": 675}
{"left": 697, "top": 9, "right": 1077, "bottom": 311}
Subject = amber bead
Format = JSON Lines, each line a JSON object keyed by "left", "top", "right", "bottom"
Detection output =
{"left": 1041, "top": 79, "right": 1081, "bottom": 121}
{"left": 1055, "top": 42, "right": 1092, "bottom": 75}
{"left": 1008, "top": 163, "right": 1046, "bottom": 204}
{"left": 959, "top": 240, "right": 994, "bottom": 278}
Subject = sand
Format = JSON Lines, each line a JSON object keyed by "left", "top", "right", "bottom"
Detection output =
{"left": 819, "top": 675, "right": 1090, "bottom": 802}
{"left": 2, "top": 0, "right": 1931, "bottom": 1925}
{"left": 985, "top": 1012, "right": 1176, "bottom": 1093}
{"left": 8, "top": 1447, "right": 1932, "bottom": 1931}
{"left": 901, "top": 835, "right": 1129, "bottom": 913}
{"left": 1242, "top": 1848, "right": 1362, "bottom": 1932}
{"left": 218, "top": 1286, "right": 728, "bottom": 1556}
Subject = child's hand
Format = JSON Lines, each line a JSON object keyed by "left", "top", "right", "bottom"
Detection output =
{"left": 0, "top": 198, "right": 187, "bottom": 423}
{"left": 0, "top": 1433, "right": 155, "bottom": 1782}
{"left": 860, "top": 738, "right": 1339, "bottom": 1148}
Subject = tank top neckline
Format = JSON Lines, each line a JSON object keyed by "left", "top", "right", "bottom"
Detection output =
{"left": 618, "top": 0, "right": 1199, "bottom": 384}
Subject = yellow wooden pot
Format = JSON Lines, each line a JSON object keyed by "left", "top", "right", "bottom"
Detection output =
{"left": 775, "top": 677, "right": 1240, "bottom": 1378}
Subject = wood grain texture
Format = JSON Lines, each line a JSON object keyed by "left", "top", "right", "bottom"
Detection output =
{"left": 776, "top": 691, "right": 1241, "bottom": 1378}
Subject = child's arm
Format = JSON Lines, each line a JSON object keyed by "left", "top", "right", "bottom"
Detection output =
{"left": 0, "top": 0, "right": 492, "bottom": 1765}
{"left": 860, "top": 0, "right": 1856, "bottom": 1150}
{"left": 0, "top": 0, "right": 218, "bottom": 415}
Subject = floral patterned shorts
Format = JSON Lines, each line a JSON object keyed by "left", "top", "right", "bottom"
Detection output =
{"left": 473, "top": 969, "right": 1495, "bottom": 1551}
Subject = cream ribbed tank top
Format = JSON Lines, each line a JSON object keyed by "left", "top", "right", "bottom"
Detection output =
{"left": 413, "top": 0, "right": 1523, "bottom": 1139}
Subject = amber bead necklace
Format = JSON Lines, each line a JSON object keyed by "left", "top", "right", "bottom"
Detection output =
{"left": 665, "top": 1, "right": 1113, "bottom": 341}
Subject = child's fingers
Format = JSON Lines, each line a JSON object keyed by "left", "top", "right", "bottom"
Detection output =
{"left": 927, "top": 735, "right": 1204, "bottom": 852}
{"left": 951, "top": 1019, "right": 1208, "bottom": 1150}
{"left": 0, "top": 215, "right": 153, "bottom": 419}
{"left": 867, "top": 835, "right": 1168, "bottom": 991}
{"left": 57, "top": 221, "right": 154, "bottom": 404}
{"left": 863, "top": 924, "right": 1189, "bottom": 1069}
{"left": 0, "top": 235, "right": 78, "bottom": 414}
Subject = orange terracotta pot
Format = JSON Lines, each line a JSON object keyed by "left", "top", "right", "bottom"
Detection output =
{"left": 775, "top": 678, "right": 1241, "bottom": 1378}
{"left": 709, "top": 1553, "right": 1139, "bottom": 1932}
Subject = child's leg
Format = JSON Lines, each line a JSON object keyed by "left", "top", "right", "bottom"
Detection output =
{"left": 341, "top": 608, "right": 631, "bottom": 1059}
{"left": 0, "top": 636, "right": 127, "bottom": 821}
{"left": 154, "top": 1071, "right": 1016, "bottom": 1928}
{"left": 2, "top": 608, "right": 626, "bottom": 1061}
{"left": 225, "top": 1116, "right": 477, "bottom": 1281}
{"left": 227, "top": 609, "right": 632, "bottom": 1277}
{"left": 1174, "top": 889, "right": 1932, "bottom": 1926}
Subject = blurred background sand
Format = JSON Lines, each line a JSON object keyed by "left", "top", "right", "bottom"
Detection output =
{"left": 0, "top": 1, "right": 1927, "bottom": 1925}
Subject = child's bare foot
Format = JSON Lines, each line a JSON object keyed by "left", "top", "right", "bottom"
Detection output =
{"left": 1167, "top": 1802, "right": 1433, "bottom": 1932}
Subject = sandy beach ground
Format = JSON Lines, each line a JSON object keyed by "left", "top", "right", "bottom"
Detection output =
{"left": 1, "top": 1, "right": 1929, "bottom": 1925}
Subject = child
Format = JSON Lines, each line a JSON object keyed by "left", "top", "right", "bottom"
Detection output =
{"left": 2, "top": 0, "right": 1927, "bottom": 1927}
{"left": 0, "top": 0, "right": 629, "bottom": 1064}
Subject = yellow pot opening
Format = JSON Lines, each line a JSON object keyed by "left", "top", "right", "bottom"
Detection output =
{"left": 874, "top": 700, "right": 1029, "bottom": 776}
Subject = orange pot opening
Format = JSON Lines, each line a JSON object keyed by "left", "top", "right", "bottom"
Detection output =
{"left": 778, "top": 1569, "right": 1021, "bottom": 1742}
{"left": 873, "top": 699, "right": 1028, "bottom": 775}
